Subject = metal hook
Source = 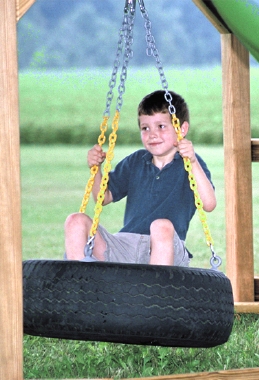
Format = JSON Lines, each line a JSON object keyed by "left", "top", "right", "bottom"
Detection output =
{"left": 138, "top": 0, "right": 146, "bottom": 13}
{"left": 209, "top": 244, "right": 222, "bottom": 271}
{"left": 83, "top": 236, "right": 98, "bottom": 262}
{"left": 210, "top": 255, "right": 222, "bottom": 271}
{"left": 124, "top": 0, "right": 136, "bottom": 15}
{"left": 85, "top": 235, "right": 95, "bottom": 255}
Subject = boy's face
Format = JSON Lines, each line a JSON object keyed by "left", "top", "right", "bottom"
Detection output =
{"left": 139, "top": 112, "right": 178, "bottom": 159}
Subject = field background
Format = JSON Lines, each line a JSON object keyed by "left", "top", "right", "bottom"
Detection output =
{"left": 20, "top": 66, "right": 259, "bottom": 378}
{"left": 19, "top": 66, "right": 259, "bottom": 145}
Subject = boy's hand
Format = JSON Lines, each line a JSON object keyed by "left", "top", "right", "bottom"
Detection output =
{"left": 177, "top": 139, "right": 196, "bottom": 163}
{"left": 87, "top": 144, "right": 106, "bottom": 168}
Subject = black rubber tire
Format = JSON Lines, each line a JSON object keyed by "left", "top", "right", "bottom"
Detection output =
{"left": 23, "top": 260, "right": 234, "bottom": 348}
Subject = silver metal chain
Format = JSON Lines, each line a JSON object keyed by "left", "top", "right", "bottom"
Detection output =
{"left": 104, "top": 1, "right": 173, "bottom": 115}
{"left": 140, "top": 6, "right": 176, "bottom": 115}
{"left": 103, "top": 17, "right": 126, "bottom": 116}
{"left": 116, "top": 12, "right": 135, "bottom": 111}
{"left": 141, "top": 7, "right": 168, "bottom": 90}
{"left": 104, "top": 6, "right": 135, "bottom": 116}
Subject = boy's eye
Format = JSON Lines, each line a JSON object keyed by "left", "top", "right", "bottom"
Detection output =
{"left": 159, "top": 124, "right": 166, "bottom": 129}
{"left": 141, "top": 126, "right": 149, "bottom": 131}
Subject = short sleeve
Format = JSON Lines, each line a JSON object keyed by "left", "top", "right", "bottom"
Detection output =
{"left": 108, "top": 155, "right": 131, "bottom": 202}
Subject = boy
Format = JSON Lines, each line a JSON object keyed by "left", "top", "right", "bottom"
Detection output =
{"left": 64, "top": 90, "right": 216, "bottom": 266}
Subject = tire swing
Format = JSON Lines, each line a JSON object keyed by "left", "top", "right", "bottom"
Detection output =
{"left": 23, "top": 0, "right": 234, "bottom": 348}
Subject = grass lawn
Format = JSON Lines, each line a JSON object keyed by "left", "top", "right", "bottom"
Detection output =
{"left": 22, "top": 145, "right": 259, "bottom": 379}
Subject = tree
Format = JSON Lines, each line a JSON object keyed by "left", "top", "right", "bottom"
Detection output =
{"left": 18, "top": 0, "right": 220, "bottom": 70}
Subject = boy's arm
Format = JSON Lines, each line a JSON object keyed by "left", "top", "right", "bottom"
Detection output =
{"left": 87, "top": 145, "right": 113, "bottom": 206}
{"left": 178, "top": 139, "right": 216, "bottom": 212}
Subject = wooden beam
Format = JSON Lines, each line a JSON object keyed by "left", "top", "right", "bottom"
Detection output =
{"left": 0, "top": 0, "right": 23, "bottom": 379}
{"left": 251, "top": 138, "right": 259, "bottom": 162}
{"left": 235, "top": 302, "right": 259, "bottom": 314}
{"left": 16, "top": 0, "right": 36, "bottom": 21}
{"left": 221, "top": 34, "right": 254, "bottom": 302}
{"left": 124, "top": 367, "right": 259, "bottom": 379}
{"left": 192, "top": 0, "right": 230, "bottom": 34}
{"left": 46, "top": 369, "right": 259, "bottom": 380}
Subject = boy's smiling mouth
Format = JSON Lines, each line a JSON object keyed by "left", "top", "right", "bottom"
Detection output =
{"left": 148, "top": 143, "right": 163, "bottom": 149}
{"left": 149, "top": 141, "right": 162, "bottom": 146}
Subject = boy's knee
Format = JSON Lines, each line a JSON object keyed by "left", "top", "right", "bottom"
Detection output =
{"left": 64, "top": 213, "right": 92, "bottom": 231}
{"left": 150, "top": 219, "right": 174, "bottom": 237}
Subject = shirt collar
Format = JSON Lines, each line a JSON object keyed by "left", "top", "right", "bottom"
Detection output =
{"left": 142, "top": 150, "right": 181, "bottom": 165}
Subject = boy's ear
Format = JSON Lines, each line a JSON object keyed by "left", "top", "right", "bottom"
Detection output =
{"left": 181, "top": 121, "right": 189, "bottom": 137}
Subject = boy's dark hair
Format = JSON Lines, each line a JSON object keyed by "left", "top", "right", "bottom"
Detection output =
{"left": 138, "top": 90, "right": 189, "bottom": 126}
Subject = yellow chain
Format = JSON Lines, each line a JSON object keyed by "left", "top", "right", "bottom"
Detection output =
{"left": 172, "top": 114, "right": 214, "bottom": 247}
{"left": 88, "top": 110, "right": 120, "bottom": 237}
{"left": 79, "top": 116, "right": 109, "bottom": 213}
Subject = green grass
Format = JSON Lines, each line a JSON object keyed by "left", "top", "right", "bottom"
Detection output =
{"left": 23, "top": 314, "right": 259, "bottom": 379}
{"left": 22, "top": 145, "right": 259, "bottom": 379}
{"left": 19, "top": 66, "right": 259, "bottom": 145}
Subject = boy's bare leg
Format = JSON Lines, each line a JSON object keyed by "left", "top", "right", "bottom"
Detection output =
{"left": 149, "top": 219, "right": 174, "bottom": 265}
{"left": 64, "top": 213, "right": 106, "bottom": 261}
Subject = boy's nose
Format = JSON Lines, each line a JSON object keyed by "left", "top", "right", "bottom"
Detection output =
{"left": 149, "top": 128, "right": 158, "bottom": 138}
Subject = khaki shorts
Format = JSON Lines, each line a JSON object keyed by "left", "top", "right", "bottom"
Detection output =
{"left": 84, "top": 224, "right": 190, "bottom": 267}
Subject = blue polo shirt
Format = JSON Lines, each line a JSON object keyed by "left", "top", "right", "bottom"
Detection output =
{"left": 108, "top": 149, "right": 213, "bottom": 241}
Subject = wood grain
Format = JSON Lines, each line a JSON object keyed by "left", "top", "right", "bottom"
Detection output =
{"left": 16, "top": 0, "right": 36, "bottom": 21}
{"left": 0, "top": 0, "right": 23, "bottom": 379}
{"left": 221, "top": 34, "right": 254, "bottom": 302}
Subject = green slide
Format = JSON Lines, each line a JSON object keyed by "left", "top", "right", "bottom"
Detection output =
{"left": 211, "top": 0, "right": 259, "bottom": 62}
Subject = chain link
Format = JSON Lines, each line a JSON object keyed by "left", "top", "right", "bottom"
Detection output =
{"left": 79, "top": 116, "right": 109, "bottom": 213}
{"left": 89, "top": 111, "right": 120, "bottom": 237}
{"left": 104, "top": 9, "right": 135, "bottom": 115}
{"left": 104, "top": 17, "right": 127, "bottom": 116}
{"left": 124, "top": 0, "right": 136, "bottom": 15}
{"left": 141, "top": 8, "right": 168, "bottom": 91}
{"left": 116, "top": 13, "right": 135, "bottom": 111}
{"left": 141, "top": 5, "right": 178, "bottom": 117}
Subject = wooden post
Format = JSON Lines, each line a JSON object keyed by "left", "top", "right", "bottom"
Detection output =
{"left": 221, "top": 34, "right": 254, "bottom": 302}
{"left": 0, "top": 0, "right": 23, "bottom": 379}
